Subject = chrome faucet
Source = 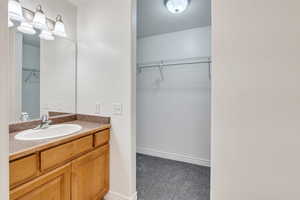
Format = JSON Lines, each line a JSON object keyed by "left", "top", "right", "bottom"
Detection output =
{"left": 34, "top": 114, "right": 52, "bottom": 129}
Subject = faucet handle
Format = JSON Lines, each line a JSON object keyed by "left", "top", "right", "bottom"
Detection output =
{"left": 41, "top": 114, "right": 49, "bottom": 122}
{"left": 20, "top": 112, "right": 29, "bottom": 121}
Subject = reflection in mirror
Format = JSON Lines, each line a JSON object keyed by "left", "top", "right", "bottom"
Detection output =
{"left": 9, "top": 29, "right": 76, "bottom": 123}
{"left": 22, "top": 34, "right": 40, "bottom": 120}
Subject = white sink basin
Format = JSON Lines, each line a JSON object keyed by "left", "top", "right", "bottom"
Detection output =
{"left": 15, "top": 124, "right": 82, "bottom": 141}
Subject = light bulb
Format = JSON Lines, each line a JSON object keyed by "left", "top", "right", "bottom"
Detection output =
{"left": 17, "top": 22, "right": 36, "bottom": 35}
{"left": 165, "top": 0, "right": 190, "bottom": 14}
{"left": 33, "top": 5, "right": 47, "bottom": 30}
{"left": 8, "top": 0, "right": 24, "bottom": 21}
{"left": 53, "top": 15, "right": 67, "bottom": 37}
{"left": 39, "top": 29, "right": 55, "bottom": 41}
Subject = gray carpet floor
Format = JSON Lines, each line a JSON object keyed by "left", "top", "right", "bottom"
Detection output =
{"left": 137, "top": 154, "right": 210, "bottom": 200}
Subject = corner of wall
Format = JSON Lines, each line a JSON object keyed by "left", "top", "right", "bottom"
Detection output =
{"left": 0, "top": 0, "right": 10, "bottom": 199}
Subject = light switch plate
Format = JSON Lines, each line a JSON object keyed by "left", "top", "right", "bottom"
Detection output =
{"left": 112, "top": 103, "right": 123, "bottom": 115}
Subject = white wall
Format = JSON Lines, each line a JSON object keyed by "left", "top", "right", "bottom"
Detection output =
{"left": 76, "top": 0, "right": 137, "bottom": 199}
{"left": 137, "top": 27, "right": 211, "bottom": 62}
{"left": 212, "top": 0, "right": 300, "bottom": 199}
{"left": 137, "top": 27, "right": 211, "bottom": 166}
{"left": 0, "top": 0, "right": 9, "bottom": 199}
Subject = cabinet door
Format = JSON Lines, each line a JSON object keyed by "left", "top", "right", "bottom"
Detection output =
{"left": 10, "top": 164, "right": 71, "bottom": 200}
{"left": 72, "top": 145, "right": 109, "bottom": 200}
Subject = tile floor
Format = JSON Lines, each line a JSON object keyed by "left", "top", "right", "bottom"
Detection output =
{"left": 137, "top": 154, "right": 210, "bottom": 200}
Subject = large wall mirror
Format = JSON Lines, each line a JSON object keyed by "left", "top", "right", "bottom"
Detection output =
{"left": 9, "top": 29, "right": 76, "bottom": 123}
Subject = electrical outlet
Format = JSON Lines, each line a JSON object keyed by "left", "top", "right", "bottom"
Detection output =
{"left": 112, "top": 103, "right": 123, "bottom": 115}
{"left": 95, "top": 103, "right": 101, "bottom": 114}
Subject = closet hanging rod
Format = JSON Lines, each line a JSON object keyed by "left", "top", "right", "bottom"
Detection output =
{"left": 138, "top": 60, "right": 211, "bottom": 69}
{"left": 137, "top": 57, "right": 211, "bottom": 69}
{"left": 23, "top": 68, "right": 40, "bottom": 73}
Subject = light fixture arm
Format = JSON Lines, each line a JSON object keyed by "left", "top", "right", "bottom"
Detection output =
{"left": 36, "top": 5, "right": 44, "bottom": 14}
{"left": 56, "top": 15, "right": 63, "bottom": 22}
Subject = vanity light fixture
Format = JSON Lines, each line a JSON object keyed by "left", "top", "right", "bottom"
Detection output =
{"left": 8, "top": 18, "right": 14, "bottom": 28}
{"left": 7, "top": 1, "right": 67, "bottom": 40}
{"left": 17, "top": 22, "right": 36, "bottom": 35}
{"left": 164, "top": 0, "right": 190, "bottom": 14}
{"left": 39, "top": 29, "right": 55, "bottom": 41}
{"left": 53, "top": 15, "right": 67, "bottom": 37}
{"left": 32, "top": 5, "right": 47, "bottom": 30}
{"left": 8, "top": 0, "right": 24, "bottom": 21}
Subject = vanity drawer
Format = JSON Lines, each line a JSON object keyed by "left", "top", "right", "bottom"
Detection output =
{"left": 41, "top": 135, "right": 93, "bottom": 171}
{"left": 10, "top": 154, "right": 38, "bottom": 188}
{"left": 94, "top": 129, "right": 110, "bottom": 147}
{"left": 73, "top": 135, "right": 94, "bottom": 155}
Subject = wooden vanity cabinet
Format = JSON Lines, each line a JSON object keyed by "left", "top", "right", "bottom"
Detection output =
{"left": 71, "top": 145, "right": 109, "bottom": 200}
{"left": 9, "top": 129, "right": 110, "bottom": 200}
{"left": 40, "top": 135, "right": 93, "bottom": 171}
{"left": 10, "top": 164, "right": 71, "bottom": 200}
{"left": 9, "top": 154, "right": 39, "bottom": 188}
{"left": 94, "top": 129, "right": 110, "bottom": 147}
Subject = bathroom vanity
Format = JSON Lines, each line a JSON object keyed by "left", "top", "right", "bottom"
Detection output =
{"left": 9, "top": 114, "right": 111, "bottom": 200}
{"left": 7, "top": 12, "right": 111, "bottom": 199}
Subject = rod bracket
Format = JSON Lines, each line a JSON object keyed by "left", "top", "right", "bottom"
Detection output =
{"left": 159, "top": 61, "right": 164, "bottom": 81}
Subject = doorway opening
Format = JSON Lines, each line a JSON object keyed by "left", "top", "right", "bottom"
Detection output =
{"left": 136, "top": 0, "right": 211, "bottom": 199}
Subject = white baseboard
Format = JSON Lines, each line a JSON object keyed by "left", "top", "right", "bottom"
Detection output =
{"left": 105, "top": 191, "right": 137, "bottom": 200}
{"left": 137, "top": 147, "right": 210, "bottom": 167}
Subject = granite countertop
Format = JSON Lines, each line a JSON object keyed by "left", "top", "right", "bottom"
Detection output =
{"left": 10, "top": 119, "right": 111, "bottom": 161}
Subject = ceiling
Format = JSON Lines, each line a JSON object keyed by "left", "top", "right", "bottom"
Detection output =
{"left": 137, "top": 0, "right": 211, "bottom": 38}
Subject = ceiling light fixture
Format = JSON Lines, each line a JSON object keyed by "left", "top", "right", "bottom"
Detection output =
{"left": 17, "top": 22, "right": 36, "bottom": 35}
{"left": 8, "top": 0, "right": 24, "bottom": 21}
{"left": 39, "top": 28, "right": 55, "bottom": 41}
{"left": 8, "top": 18, "right": 14, "bottom": 28}
{"left": 53, "top": 15, "right": 67, "bottom": 37}
{"left": 32, "top": 5, "right": 47, "bottom": 30}
{"left": 164, "top": 0, "right": 190, "bottom": 14}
